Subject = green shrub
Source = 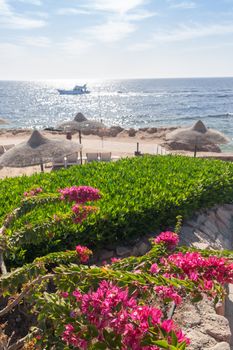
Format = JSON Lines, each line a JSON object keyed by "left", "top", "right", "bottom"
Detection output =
{"left": 1, "top": 155, "right": 233, "bottom": 266}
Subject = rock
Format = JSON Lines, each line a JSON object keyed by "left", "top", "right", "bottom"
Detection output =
{"left": 215, "top": 300, "right": 225, "bottom": 316}
{"left": 216, "top": 208, "right": 233, "bottom": 227}
{"left": 215, "top": 219, "right": 230, "bottom": 237}
{"left": 198, "top": 225, "right": 216, "bottom": 240}
{"left": 216, "top": 233, "right": 232, "bottom": 249}
{"left": 195, "top": 213, "right": 208, "bottom": 226}
{"left": 131, "top": 246, "right": 140, "bottom": 256}
{"left": 193, "top": 229, "right": 213, "bottom": 243}
{"left": 182, "top": 307, "right": 202, "bottom": 327}
{"left": 180, "top": 225, "right": 194, "bottom": 237}
{"left": 128, "top": 128, "right": 136, "bottom": 137}
{"left": 108, "top": 126, "right": 124, "bottom": 137}
{"left": 202, "top": 219, "right": 219, "bottom": 236}
{"left": 192, "top": 241, "right": 210, "bottom": 250}
{"left": 99, "top": 249, "right": 114, "bottom": 260}
{"left": 203, "top": 314, "right": 231, "bottom": 343}
{"left": 139, "top": 128, "right": 148, "bottom": 132}
{"left": 206, "top": 342, "right": 230, "bottom": 350}
{"left": 147, "top": 128, "right": 158, "bottom": 134}
{"left": 222, "top": 204, "right": 233, "bottom": 212}
{"left": 116, "top": 246, "right": 131, "bottom": 257}
{"left": 186, "top": 329, "right": 217, "bottom": 349}
{"left": 136, "top": 241, "right": 150, "bottom": 255}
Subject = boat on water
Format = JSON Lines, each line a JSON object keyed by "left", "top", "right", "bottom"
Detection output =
{"left": 58, "top": 84, "right": 90, "bottom": 95}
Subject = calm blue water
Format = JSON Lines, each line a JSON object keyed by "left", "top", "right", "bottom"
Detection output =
{"left": 1, "top": 78, "right": 233, "bottom": 150}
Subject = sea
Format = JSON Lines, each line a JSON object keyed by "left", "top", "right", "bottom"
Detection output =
{"left": 1, "top": 77, "right": 233, "bottom": 151}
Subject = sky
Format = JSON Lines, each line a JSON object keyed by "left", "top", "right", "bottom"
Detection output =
{"left": 1, "top": 0, "right": 233, "bottom": 79}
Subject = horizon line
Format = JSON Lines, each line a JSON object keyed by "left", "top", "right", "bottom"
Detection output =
{"left": 1, "top": 75, "right": 233, "bottom": 81}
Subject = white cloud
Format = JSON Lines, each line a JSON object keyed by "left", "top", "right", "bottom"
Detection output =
{"left": 169, "top": 1, "right": 197, "bottom": 9}
{"left": 58, "top": 38, "right": 92, "bottom": 56}
{"left": 20, "top": 36, "right": 51, "bottom": 47}
{"left": 16, "top": 0, "right": 43, "bottom": 5}
{"left": 153, "top": 23, "right": 233, "bottom": 42}
{"left": 0, "top": 0, "right": 11, "bottom": 15}
{"left": 125, "top": 10, "right": 157, "bottom": 21}
{"left": 56, "top": 7, "right": 90, "bottom": 16}
{"left": 130, "top": 22, "right": 233, "bottom": 50}
{"left": 0, "top": 0, "right": 46, "bottom": 29}
{"left": 86, "top": 0, "right": 148, "bottom": 15}
{"left": 0, "top": 15, "right": 46, "bottom": 28}
{"left": 87, "top": 20, "right": 136, "bottom": 42}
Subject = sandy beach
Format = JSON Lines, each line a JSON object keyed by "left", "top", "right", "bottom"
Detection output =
{"left": 1, "top": 128, "right": 233, "bottom": 179}
{"left": 0, "top": 129, "right": 166, "bottom": 178}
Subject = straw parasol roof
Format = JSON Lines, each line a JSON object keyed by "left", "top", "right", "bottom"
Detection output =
{"left": 58, "top": 113, "right": 106, "bottom": 132}
{"left": 165, "top": 120, "right": 230, "bottom": 145}
{"left": 0, "top": 118, "right": 9, "bottom": 125}
{"left": 74, "top": 112, "right": 87, "bottom": 122}
{"left": 0, "top": 130, "right": 82, "bottom": 168}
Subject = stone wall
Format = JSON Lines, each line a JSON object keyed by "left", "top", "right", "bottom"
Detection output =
{"left": 179, "top": 204, "right": 233, "bottom": 250}
{"left": 94, "top": 204, "right": 233, "bottom": 350}
{"left": 179, "top": 204, "right": 233, "bottom": 350}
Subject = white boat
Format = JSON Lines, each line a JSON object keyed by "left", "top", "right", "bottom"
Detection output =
{"left": 58, "top": 84, "right": 90, "bottom": 95}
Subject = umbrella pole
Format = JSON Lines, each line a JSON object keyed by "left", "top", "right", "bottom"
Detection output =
{"left": 79, "top": 130, "right": 83, "bottom": 165}
{"left": 40, "top": 161, "right": 44, "bottom": 172}
{"left": 194, "top": 144, "right": 197, "bottom": 158}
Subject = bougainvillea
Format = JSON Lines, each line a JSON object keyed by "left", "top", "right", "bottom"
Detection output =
{"left": 72, "top": 204, "right": 98, "bottom": 223}
{"left": 61, "top": 280, "right": 190, "bottom": 349}
{"left": 23, "top": 187, "right": 43, "bottom": 197}
{"left": 75, "top": 245, "right": 93, "bottom": 263}
{"left": 154, "top": 231, "right": 179, "bottom": 249}
{"left": 59, "top": 186, "right": 101, "bottom": 204}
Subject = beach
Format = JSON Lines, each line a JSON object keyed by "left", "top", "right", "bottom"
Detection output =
{"left": 1, "top": 127, "right": 233, "bottom": 179}
{"left": 0, "top": 128, "right": 165, "bottom": 178}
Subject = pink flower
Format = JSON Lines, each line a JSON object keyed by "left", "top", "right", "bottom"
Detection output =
{"left": 150, "top": 263, "right": 160, "bottom": 274}
{"left": 154, "top": 231, "right": 179, "bottom": 249}
{"left": 61, "top": 292, "right": 69, "bottom": 298}
{"left": 23, "top": 187, "right": 43, "bottom": 197}
{"left": 75, "top": 245, "right": 92, "bottom": 263}
{"left": 111, "top": 257, "right": 121, "bottom": 263}
{"left": 61, "top": 280, "right": 189, "bottom": 349}
{"left": 59, "top": 186, "right": 101, "bottom": 204}
{"left": 161, "top": 319, "right": 174, "bottom": 333}
{"left": 72, "top": 204, "right": 98, "bottom": 223}
{"left": 154, "top": 285, "right": 182, "bottom": 305}
{"left": 73, "top": 290, "right": 82, "bottom": 302}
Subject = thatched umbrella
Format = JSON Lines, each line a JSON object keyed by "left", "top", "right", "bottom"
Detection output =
{"left": 74, "top": 112, "right": 87, "bottom": 122}
{"left": 0, "top": 118, "right": 9, "bottom": 125}
{"left": 58, "top": 113, "right": 106, "bottom": 133}
{"left": 0, "top": 130, "right": 82, "bottom": 171}
{"left": 165, "top": 120, "right": 230, "bottom": 156}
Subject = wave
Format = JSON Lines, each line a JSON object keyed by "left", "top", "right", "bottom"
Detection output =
{"left": 154, "top": 113, "right": 233, "bottom": 124}
{"left": 206, "top": 113, "right": 233, "bottom": 118}
{"left": 217, "top": 94, "right": 233, "bottom": 98}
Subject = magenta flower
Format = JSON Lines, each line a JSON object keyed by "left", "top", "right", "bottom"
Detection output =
{"left": 154, "top": 231, "right": 179, "bottom": 249}
{"left": 61, "top": 280, "right": 189, "bottom": 349}
{"left": 154, "top": 285, "right": 182, "bottom": 305}
{"left": 75, "top": 245, "right": 92, "bottom": 263}
{"left": 61, "top": 292, "right": 69, "bottom": 298}
{"left": 59, "top": 186, "right": 101, "bottom": 204}
{"left": 150, "top": 263, "right": 160, "bottom": 274}
{"left": 24, "top": 187, "right": 43, "bottom": 197}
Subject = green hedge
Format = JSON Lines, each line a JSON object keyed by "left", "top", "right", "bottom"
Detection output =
{"left": 1, "top": 155, "right": 233, "bottom": 266}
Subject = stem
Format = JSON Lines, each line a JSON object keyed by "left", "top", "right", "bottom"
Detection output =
{"left": 0, "top": 274, "right": 53, "bottom": 317}
{"left": 0, "top": 250, "right": 7, "bottom": 275}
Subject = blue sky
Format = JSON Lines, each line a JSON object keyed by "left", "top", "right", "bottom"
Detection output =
{"left": 1, "top": 0, "right": 233, "bottom": 79}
